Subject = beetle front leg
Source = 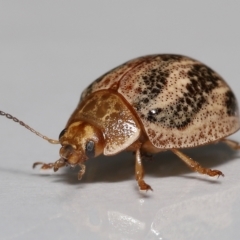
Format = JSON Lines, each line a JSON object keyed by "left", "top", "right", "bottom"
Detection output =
{"left": 33, "top": 159, "right": 66, "bottom": 172}
{"left": 135, "top": 148, "right": 153, "bottom": 191}
{"left": 77, "top": 163, "right": 86, "bottom": 180}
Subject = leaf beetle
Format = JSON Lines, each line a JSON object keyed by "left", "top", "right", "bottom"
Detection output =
{"left": 1, "top": 54, "right": 240, "bottom": 191}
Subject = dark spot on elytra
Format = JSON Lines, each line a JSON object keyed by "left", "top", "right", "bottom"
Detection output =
{"left": 151, "top": 88, "right": 161, "bottom": 94}
{"left": 147, "top": 115, "right": 157, "bottom": 122}
{"left": 186, "top": 84, "right": 196, "bottom": 94}
{"left": 135, "top": 67, "right": 169, "bottom": 110}
{"left": 186, "top": 98, "right": 191, "bottom": 105}
{"left": 148, "top": 108, "right": 162, "bottom": 116}
{"left": 144, "top": 63, "right": 221, "bottom": 129}
{"left": 143, "top": 98, "right": 149, "bottom": 103}
{"left": 225, "top": 90, "right": 238, "bottom": 116}
{"left": 176, "top": 105, "right": 182, "bottom": 111}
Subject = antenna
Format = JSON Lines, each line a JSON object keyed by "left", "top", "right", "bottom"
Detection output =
{"left": 0, "top": 110, "right": 60, "bottom": 144}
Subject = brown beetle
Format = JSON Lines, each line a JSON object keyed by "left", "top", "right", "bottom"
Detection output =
{"left": 2, "top": 54, "right": 240, "bottom": 191}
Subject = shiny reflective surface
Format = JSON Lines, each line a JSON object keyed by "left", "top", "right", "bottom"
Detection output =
{"left": 1, "top": 143, "right": 240, "bottom": 239}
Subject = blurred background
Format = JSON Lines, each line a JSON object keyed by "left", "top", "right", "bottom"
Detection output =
{"left": 1, "top": 1, "right": 240, "bottom": 239}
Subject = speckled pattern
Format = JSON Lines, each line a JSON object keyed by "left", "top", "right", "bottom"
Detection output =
{"left": 68, "top": 91, "right": 141, "bottom": 155}
{"left": 81, "top": 55, "right": 240, "bottom": 149}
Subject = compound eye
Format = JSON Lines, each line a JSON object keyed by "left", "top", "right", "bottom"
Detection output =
{"left": 59, "top": 128, "right": 67, "bottom": 140}
{"left": 85, "top": 140, "right": 95, "bottom": 159}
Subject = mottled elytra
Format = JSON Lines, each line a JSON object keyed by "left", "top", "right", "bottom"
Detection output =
{"left": 1, "top": 54, "right": 240, "bottom": 191}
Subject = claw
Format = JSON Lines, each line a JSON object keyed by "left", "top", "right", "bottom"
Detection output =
{"left": 209, "top": 169, "right": 224, "bottom": 178}
{"left": 138, "top": 179, "right": 153, "bottom": 192}
{"left": 32, "top": 159, "right": 66, "bottom": 172}
{"left": 53, "top": 166, "right": 59, "bottom": 172}
{"left": 32, "top": 162, "right": 46, "bottom": 169}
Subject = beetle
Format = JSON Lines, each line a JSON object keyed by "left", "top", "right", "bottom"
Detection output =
{"left": 1, "top": 54, "right": 240, "bottom": 191}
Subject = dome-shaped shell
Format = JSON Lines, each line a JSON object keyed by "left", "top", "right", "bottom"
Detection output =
{"left": 81, "top": 55, "right": 240, "bottom": 149}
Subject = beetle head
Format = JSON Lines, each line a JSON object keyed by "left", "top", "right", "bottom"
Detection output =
{"left": 58, "top": 121, "right": 104, "bottom": 166}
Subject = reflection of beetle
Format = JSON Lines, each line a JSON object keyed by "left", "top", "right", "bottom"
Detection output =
{"left": 2, "top": 54, "right": 240, "bottom": 191}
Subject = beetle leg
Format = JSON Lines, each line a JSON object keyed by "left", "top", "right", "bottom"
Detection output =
{"left": 171, "top": 149, "right": 224, "bottom": 177}
{"left": 135, "top": 148, "right": 153, "bottom": 191}
{"left": 77, "top": 163, "right": 86, "bottom": 180}
{"left": 221, "top": 138, "right": 240, "bottom": 150}
{"left": 33, "top": 159, "right": 66, "bottom": 172}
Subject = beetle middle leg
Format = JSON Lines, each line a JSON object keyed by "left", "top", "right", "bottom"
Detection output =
{"left": 171, "top": 149, "right": 224, "bottom": 177}
{"left": 33, "top": 159, "right": 66, "bottom": 172}
{"left": 135, "top": 148, "right": 153, "bottom": 191}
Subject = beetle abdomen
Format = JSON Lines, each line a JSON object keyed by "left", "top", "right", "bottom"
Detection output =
{"left": 82, "top": 55, "right": 240, "bottom": 149}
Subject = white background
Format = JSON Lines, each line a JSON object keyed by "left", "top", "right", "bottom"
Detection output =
{"left": 1, "top": 1, "right": 240, "bottom": 239}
